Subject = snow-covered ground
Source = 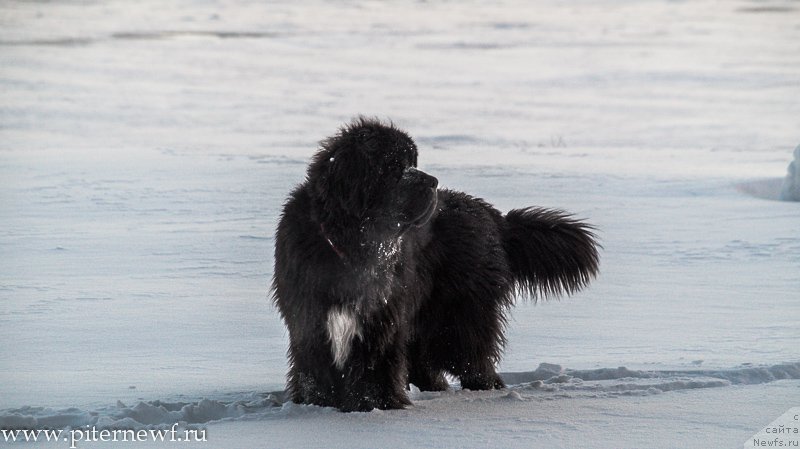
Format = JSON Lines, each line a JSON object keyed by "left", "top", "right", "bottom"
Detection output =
{"left": 1, "top": 0, "right": 798, "bottom": 448}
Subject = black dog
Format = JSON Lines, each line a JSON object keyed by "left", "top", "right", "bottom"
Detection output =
{"left": 273, "top": 118, "right": 599, "bottom": 411}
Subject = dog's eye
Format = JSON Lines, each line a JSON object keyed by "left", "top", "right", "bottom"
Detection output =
{"left": 357, "top": 130, "right": 379, "bottom": 150}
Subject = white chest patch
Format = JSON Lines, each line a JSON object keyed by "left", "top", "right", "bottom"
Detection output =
{"left": 326, "top": 308, "right": 361, "bottom": 370}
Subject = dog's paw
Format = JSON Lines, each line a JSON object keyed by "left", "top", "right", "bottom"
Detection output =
{"left": 409, "top": 370, "right": 450, "bottom": 392}
{"left": 459, "top": 372, "right": 506, "bottom": 391}
{"left": 340, "top": 389, "right": 411, "bottom": 412}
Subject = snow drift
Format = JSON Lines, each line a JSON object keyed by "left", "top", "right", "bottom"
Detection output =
{"left": 2, "top": 362, "right": 797, "bottom": 431}
{"left": 780, "top": 144, "right": 800, "bottom": 201}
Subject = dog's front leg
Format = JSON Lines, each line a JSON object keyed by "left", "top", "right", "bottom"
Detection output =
{"left": 338, "top": 323, "right": 411, "bottom": 412}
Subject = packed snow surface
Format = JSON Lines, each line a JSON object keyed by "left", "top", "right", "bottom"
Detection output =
{"left": 1, "top": 0, "right": 799, "bottom": 448}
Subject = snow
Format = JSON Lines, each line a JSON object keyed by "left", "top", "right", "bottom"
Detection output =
{"left": 1, "top": 0, "right": 799, "bottom": 448}
{"left": 781, "top": 144, "right": 800, "bottom": 201}
{"left": 3, "top": 362, "right": 797, "bottom": 433}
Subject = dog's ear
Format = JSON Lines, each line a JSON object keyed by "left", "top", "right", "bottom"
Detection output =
{"left": 306, "top": 133, "right": 372, "bottom": 222}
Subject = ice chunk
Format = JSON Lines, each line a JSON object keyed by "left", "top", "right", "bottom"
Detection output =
{"left": 779, "top": 144, "right": 800, "bottom": 201}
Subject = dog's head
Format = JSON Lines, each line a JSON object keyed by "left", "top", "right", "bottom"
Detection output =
{"left": 306, "top": 118, "right": 438, "bottom": 235}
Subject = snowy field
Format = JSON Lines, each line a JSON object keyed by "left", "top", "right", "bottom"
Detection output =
{"left": 1, "top": 0, "right": 799, "bottom": 448}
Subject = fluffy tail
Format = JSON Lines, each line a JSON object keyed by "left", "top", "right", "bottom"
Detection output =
{"left": 503, "top": 207, "right": 600, "bottom": 300}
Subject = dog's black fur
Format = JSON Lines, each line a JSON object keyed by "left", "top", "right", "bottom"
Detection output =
{"left": 273, "top": 118, "right": 599, "bottom": 412}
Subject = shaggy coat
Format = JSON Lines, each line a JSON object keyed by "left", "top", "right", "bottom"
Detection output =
{"left": 273, "top": 118, "right": 599, "bottom": 411}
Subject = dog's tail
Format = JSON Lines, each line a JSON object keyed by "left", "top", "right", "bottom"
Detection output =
{"left": 503, "top": 207, "right": 600, "bottom": 300}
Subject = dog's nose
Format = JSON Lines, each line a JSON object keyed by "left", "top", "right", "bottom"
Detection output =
{"left": 424, "top": 173, "right": 438, "bottom": 189}
{"left": 406, "top": 167, "right": 438, "bottom": 189}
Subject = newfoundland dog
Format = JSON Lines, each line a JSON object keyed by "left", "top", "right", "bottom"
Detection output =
{"left": 273, "top": 118, "right": 599, "bottom": 411}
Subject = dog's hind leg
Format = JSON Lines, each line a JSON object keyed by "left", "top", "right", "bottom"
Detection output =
{"left": 413, "top": 282, "right": 511, "bottom": 392}
{"left": 407, "top": 340, "right": 449, "bottom": 391}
